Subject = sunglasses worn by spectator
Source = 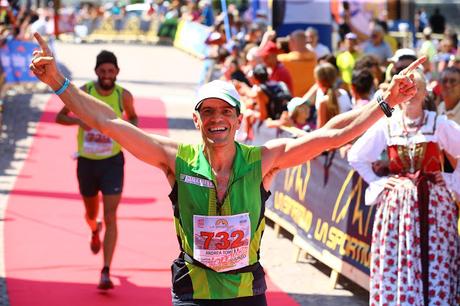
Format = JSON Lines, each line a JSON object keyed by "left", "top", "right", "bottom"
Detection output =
{"left": 441, "top": 78, "right": 459, "bottom": 85}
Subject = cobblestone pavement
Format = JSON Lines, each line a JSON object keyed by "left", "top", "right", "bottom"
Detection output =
{"left": 0, "top": 84, "right": 51, "bottom": 306}
{"left": 0, "top": 42, "right": 368, "bottom": 305}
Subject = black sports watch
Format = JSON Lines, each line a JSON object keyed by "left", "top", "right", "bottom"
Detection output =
{"left": 376, "top": 94, "right": 394, "bottom": 117}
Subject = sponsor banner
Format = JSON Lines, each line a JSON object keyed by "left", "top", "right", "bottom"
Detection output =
{"left": 0, "top": 39, "right": 39, "bottom": 83}
{"left": 249, "top": 122, "right": 375, "bottom": 275}
{"left": 174, "top": 20, "right": 210, "bottom": 59}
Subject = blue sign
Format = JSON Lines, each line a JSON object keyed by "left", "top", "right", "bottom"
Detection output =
{"left": 0, "top": 39, "right": 39, "bottom": 83}
{"left": 272, "top": 0, "right": 333, "bottom": 50}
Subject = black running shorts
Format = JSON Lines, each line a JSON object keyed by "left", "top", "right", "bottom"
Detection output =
{"left": 77, "top": 152, "right": 124, "bottom": 197}
{"left": 171, "top": 293, "right": 267, "bottom": 306}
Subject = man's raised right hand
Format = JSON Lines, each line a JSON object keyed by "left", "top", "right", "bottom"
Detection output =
{"left": 29, "top": 32, "right": 65, "bottom": 91}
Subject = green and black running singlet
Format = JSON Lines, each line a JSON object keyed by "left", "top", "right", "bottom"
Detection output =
{"left": 169, "top": 142, "right": 270, "bottom": 299}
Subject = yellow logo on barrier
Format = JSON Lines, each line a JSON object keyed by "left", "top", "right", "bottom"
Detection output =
{"left": 331, "top": 170, "right": 374, "bottom": 236}
{"left": 283, "top": 162, "right": 311, "bottom": 202}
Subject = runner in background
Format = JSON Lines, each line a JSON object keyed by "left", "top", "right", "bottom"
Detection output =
{"left": 55, "top": 50, "right": 138, "bottom": 290}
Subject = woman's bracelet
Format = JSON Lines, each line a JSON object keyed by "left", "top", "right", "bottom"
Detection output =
{"left": 54, "top": 77, "right": 70, "bottom": 95}
{"left": 376, "top": 93, "right": 394, "bottom": 117}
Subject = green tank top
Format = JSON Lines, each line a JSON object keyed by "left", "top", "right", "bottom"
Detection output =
{"left": 170, "top": 142, "right": 270, "bottom": 300}
{"left": 77, "top": 81, "right": 123, "bottom": 160}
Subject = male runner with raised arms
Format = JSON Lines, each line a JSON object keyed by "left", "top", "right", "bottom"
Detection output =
{"left": 30, "top": 32, "right": 424, "bottom": 305}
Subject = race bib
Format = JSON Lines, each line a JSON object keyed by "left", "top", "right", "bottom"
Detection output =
{"left": 83, "top": 128, "right": 113, "bottom": 156}
{"left": 193, "top": 213, "right": 250, "bottom": 272}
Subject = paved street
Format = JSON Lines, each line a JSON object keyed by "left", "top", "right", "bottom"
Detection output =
{"left": 0, "top": 41, "right": 368, "bottom": 305}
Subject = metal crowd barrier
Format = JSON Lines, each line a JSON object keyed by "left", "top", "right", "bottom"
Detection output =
{"left": 61, "top": 15, "right": 161, "bottom": 44}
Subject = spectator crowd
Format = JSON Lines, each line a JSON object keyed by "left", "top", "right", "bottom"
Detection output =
{"left": 194, "top": 3, "right": 460, "bottom": 148}
{"left": 1, "top": 1, "right": 460, "bottom": 303}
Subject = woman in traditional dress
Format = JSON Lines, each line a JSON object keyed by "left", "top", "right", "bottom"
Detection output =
{"left": 348, "top": 70, "right": 460, "bottom": 305}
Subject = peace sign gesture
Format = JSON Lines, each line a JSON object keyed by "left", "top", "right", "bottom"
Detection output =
{"left": 385, "top": 56, "right": 427, "bottom": 107}
{"left": 29, "top": 32, "right": 64, "bottom": 89}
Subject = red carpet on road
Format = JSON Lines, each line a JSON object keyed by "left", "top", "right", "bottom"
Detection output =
{"left": 5, "top": 96, "right": 298, "bottom": 306}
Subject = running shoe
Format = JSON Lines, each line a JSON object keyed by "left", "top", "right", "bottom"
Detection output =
{"left": 98, "top": 267, "right": 114, "bottom": 290}
{"left": 90, "top": 221, "right": 102, "bottom": 254}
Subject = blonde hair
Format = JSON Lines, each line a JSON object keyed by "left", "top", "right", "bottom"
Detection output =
{"left": 314, "top": 63, "right": 339, "bottom": 121}
{"left": 291, "top": 103, "right": 309, "bottom": 126}
{"left": 412, "top": 68, "right": 426, "bottom": 85}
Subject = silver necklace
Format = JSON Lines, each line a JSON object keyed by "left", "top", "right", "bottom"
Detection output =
{"left": 402, "top": 112, "right": 425, "bottom": 173}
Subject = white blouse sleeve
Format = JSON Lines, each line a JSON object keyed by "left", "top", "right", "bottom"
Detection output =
{"left": 347, "top": 119, "right": 389, "bottom": 205}
{"left": 436, "top": 115, "right": 460, "bottom": 158}
{"left": 436, "top": 116, "right": 460, "bottom": 199}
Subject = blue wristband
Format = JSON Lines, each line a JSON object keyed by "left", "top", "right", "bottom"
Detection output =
{"left": 54, "top": 78, "right": 70, "bottom": 95}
